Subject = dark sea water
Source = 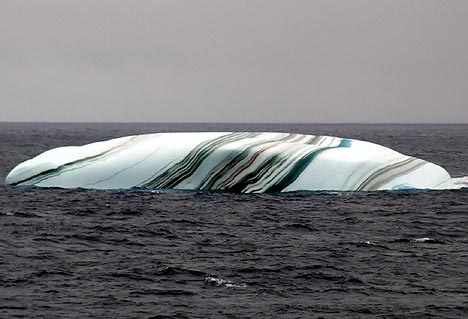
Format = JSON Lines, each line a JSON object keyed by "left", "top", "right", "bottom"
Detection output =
{"left": 1, "top": 123, "right": 467, "bottom": 319}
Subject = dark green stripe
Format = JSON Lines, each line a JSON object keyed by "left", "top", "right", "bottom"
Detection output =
{"left": 10, "top": 137, "right": 138, "bottom": 186}
{"left": 265, "top": 138, "right": 351, "bottom": 193}
{"left": 356, "top": 157, "right": 426, "bottom": 191}
{"left": 142, "top": 132, "right": 257, "bottom": 188}
{"left": 199, "top": 133, "right": 299, "bottom": 190}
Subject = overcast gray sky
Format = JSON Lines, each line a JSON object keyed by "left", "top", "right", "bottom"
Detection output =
{"left": 0, "top": 0, "right": 467, "bottom": 123}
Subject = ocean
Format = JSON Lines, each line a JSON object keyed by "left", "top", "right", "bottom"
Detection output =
{"left": 1, "top": 123, "right": 467, "bottom": 318}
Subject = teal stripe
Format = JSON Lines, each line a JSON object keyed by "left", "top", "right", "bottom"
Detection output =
{"left": 265, "top": 139, "right": 351, "bottom": 193}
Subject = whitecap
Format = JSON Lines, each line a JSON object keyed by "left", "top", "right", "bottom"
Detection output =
{"left": 409, "top": 237, "right": 444, "bottom": 244}
{"left": 360, "top": 240, "right": 377, "bottom": 246}
{"left": 205, "top": 276, "right": 247, "bottom": 288}
{"left": 451, "top": 176, "right": 468, "bottom": 189}
{"left": 411, "top": 237, "right": 433, "bottom": 243}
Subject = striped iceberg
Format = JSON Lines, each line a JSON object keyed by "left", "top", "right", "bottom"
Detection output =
{"left": 5, "top": 132, "right": 454, "bottom": 192}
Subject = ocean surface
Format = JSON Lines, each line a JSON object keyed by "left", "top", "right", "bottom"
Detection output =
{"left": 1, "top": 123, "right": 467, "bottom": 319}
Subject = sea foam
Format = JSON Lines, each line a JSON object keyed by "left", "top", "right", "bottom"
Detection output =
{"left": 452, "top": 176, "right": 468, "bottom": 189}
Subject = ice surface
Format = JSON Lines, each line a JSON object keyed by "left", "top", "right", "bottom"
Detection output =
{"left": 5, "top": 132, "right": 454, "bottom": 192}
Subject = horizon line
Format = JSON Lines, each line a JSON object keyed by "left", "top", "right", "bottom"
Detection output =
{"left": 0, "top": 121, "right": 467, "bottom": 125}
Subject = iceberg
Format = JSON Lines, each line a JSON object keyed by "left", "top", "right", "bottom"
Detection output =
{"left": 5, "top": 132, "right": 454, "bottom": 192}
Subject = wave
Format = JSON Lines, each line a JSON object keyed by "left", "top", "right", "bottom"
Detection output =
{"left": 451, "top": 176, "right": 468, "bottom": 189}
{"left": 205, "top": 276, "right": 247, "bottom": 288}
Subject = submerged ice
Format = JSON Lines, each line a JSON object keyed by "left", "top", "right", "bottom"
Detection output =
{"left": 5, "top": 132, "right": 454, "bottom": 192}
